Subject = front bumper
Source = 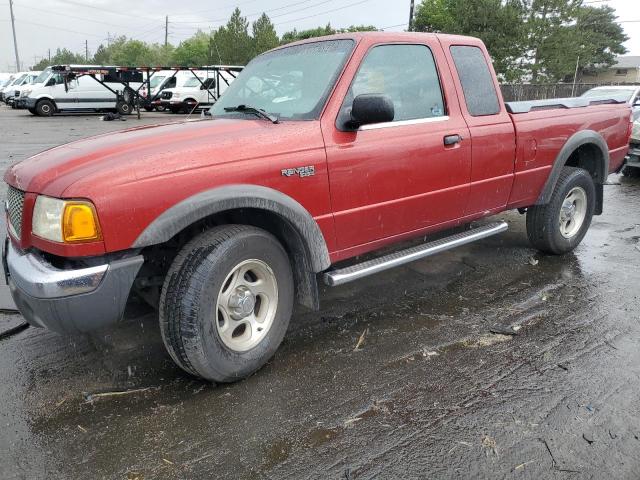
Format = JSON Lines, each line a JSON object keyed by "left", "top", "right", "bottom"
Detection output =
{"left": 3, "top": 239, "right": 143, "bottom": 334}
{"left": 24, "top": 97, "right": 37, "bottom": 109}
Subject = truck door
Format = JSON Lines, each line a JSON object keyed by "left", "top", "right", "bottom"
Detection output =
{"left": 322, "top": 41, "right": 472, "bottom": 250}
{"left": 439, "top": 39, "right": 516, "bottom": 216}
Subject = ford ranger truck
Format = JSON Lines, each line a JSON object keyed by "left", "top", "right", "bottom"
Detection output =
{"left": 3, "top": 33, "right": 632, "bottom": 382}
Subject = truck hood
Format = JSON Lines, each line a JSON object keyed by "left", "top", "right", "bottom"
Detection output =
{"left": 5, "top": 117, "right": 303, "bottom": 197}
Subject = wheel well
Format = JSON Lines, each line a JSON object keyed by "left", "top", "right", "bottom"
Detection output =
{"left": 565, "top": 143, "right": 605, "bottom": 214}
{"left": 137, "top": 208, "right": 320, "bottom": 310}
{"left": 565, "top": 143, "right": 605, "bottom": 183}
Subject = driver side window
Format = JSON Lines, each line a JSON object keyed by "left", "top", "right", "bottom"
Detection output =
{"left": 344, "top": 44, "right": 446, "bottom": 122}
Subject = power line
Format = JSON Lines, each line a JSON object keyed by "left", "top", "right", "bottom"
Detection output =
{"left": 50, "top": 0, "right": 161, "bottom": 22}
{"left": 274, "top": 0, "right": 372, "bottom": 26}
{"left": 171, "top": 0, "right": 334, "bottom": 25}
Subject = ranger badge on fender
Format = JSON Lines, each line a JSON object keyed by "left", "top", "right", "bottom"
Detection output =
{"left": 281, "top": 166, "right": 315, "bottom": 178}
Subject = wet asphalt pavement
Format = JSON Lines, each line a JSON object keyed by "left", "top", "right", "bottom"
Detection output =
{"left": 1, "top": 107, "right": 640, "bottom": 479}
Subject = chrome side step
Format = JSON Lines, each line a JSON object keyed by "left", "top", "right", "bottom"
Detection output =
{"left": 323, "top": 221, "right": 508, "bottom": 287}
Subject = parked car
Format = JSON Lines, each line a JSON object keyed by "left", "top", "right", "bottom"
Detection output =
{"left": 581, "top": 85, "right": 640, "bottom": 120}
{"left": 622, "top": 119, "right": 640, "bottom": 177}
{"left": 3, "top": 32, "right": 632, "bottom": 382}
{"left": 23, "top": 66, "right": 142, "bottom": 116}
{"left": 159, "top": 67, "right": 239, "bottom": 113}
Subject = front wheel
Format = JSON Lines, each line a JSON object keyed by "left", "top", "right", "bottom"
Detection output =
{"left": 159, "top": 225, "right": 294, "bottom": 382}
{"left": 35, "top": 99, "right": 55, "bottom": 116}
{"left": 526, "top": 167, "right": 595, "bottom": 254}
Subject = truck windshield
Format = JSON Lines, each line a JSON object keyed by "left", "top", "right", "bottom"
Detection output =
{"left": 211, "top": 39, "right": 354, "bottom": 121}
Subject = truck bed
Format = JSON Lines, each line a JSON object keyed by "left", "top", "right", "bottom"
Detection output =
{"left": 505, "top": 101, "right": 631, "bottom": 210}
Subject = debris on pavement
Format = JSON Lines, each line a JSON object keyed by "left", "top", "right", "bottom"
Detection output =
{"left": 583, "top": 432, "right": 595, "bottom": 445}
{"left": 528, "top": 257, "right": 539, "bottom": 266}
{"left": 490, "top": 325, "right": 520, "bottom": 336}
{"left": 0, "top": 321, "right": 29, "bottom": 341}
{"left": 83, "top": 387, "right": 156, "bottom": 403}
{"left": 354, "top": 328, "right": 368, "bottom": 351}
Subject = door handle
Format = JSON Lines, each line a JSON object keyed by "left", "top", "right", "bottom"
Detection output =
{"left": 444, "top": 134, "right": 462, "bottom": 146}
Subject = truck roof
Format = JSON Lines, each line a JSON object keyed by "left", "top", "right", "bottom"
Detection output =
{"left": 280, "top": 31, "right": 483, "bottom": 49}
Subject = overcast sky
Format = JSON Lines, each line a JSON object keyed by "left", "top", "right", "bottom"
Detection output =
{"left": 0, "top": 0, "right": 638, "bottom": 72}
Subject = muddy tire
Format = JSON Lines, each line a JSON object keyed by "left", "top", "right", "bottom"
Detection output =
{"left": 526, "top": 167, "right": 595, "bottom": 255}
{"left": 35, "top": 99, "right": 55, "bottom": 116}
{"left": 159, "top": 225, "right": 294, "bottom": 382}
{"left": 116, "top": 101, "right": 132, "bottom": 115}
{"left": 621, "top": 164, "right": 640, "bottom": 178}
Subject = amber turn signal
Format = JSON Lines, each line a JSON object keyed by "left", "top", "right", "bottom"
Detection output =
{"left": 62, "top": 202, "right": 102, "bottom": 242}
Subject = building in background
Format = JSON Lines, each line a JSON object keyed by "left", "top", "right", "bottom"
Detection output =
{"left": 585, "top": 56, "right": 640, "bottom": 84}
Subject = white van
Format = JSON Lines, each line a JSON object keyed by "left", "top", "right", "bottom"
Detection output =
{"left": 24, "top": 66, "right": 142, "bottom": 116}
{"left": 9, "top": 71, "right": 41, "bottom": 108}
{"left": 0, "top": 72, "right": 26, "bottom": 103}
{"left": 141, "top": 70, "right": 176, "bottom": 111}
{"left": 158, "top": 68, "right": 240, "bottom": 113}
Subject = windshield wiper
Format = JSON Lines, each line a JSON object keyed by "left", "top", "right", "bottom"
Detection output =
{"left": 223, "top": 104, "right": 279, "bottom": 124}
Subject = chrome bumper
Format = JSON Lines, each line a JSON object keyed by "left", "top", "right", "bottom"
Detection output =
{"left": 4, "top": 240, "right": 144, "bottom": 334}
{"left": 6, "top": 241, "right": 108, "bottom": 298}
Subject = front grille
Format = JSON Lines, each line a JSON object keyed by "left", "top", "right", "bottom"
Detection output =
{"left": 6, "top": 186, "right": 25, "bottom": 239}
{"left": 161, "top": 91, "right": 173, "bottom": 100}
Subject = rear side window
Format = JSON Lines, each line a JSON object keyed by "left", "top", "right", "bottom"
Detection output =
{"left": 345, "top": 44, "right": 446, "bottom": 122}
{"left": 450, "top": 46, "right": 500, "bottom": 116}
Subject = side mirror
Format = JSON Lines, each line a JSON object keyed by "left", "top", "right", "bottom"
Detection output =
{"left": 46, "top": 78, "right": 56, "bottom": 87}
{"left": 349, "top": 94, "right": 394, "bottom": 129}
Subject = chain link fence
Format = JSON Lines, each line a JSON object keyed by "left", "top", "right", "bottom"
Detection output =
{"left": 500, "top": 83, "right": 635, "bottom": 102}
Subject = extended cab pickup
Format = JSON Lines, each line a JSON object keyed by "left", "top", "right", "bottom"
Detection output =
{"left": 3, "top": 33, "right": 632, "bottom": 382}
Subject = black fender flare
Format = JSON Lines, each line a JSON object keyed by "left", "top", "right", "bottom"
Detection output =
{"left": 536, "top": 129, "right": 609, "bottom": 206}
{"left": 133, "top": 184, "right": 331, "bottom": 273}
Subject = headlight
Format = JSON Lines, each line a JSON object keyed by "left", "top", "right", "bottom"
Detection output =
{"left": 20, "top": 89, "right": 31, "bottom": 97}
{"left": 32, "top": 196, "right": 102, "bottom": 243}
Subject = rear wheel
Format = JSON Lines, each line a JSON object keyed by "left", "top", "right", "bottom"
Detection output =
{"left": 526, "top": 167, "right": 595, "bottom": 254}
{"left": 159, "top": 225, "right": 294, "bottom": 382}
{"left": 35, "top": 99, "right": 55, "bottom": 117}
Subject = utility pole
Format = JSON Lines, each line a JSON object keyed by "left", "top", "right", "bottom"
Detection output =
{"left": 408, "top": 0, "right": 415, "bottom": 31}
{"left": 48, "top": 49, "right": 51, "bottom": 63}
{"left": 165, "top": 16, "right": 168, "bottom": 47}
{"left": 85, "top": 40, "right": 89, "bottom": 61}
{"left": 9, "top": 0, "right": 21, "bottom": 72}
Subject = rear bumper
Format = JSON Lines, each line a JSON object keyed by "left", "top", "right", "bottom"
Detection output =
{"left": 3, "top": 239, "right": 143, "bottom": 334}
{"left": 625, "top": 145, "right": 640, "bottom": 168}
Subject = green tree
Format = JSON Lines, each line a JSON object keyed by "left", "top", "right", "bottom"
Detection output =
{"left": 536, "top": 5, "right": 628, "bottom": 81}
{"left": 252, "top": 13, "right": 279, "bottom": 56}
{"left": 414, "top": 0, "right": 628, "bottom": 82}
{"left": 414, "top": 0, "right": 526, "bottom": 81}
{"left": 214, "top": 8, "right": 253, "bottom": 64}
{"left": 281, "top": 24, "right": 335, "bottom": 44}
{"left": 172, "top": 31, "right": 211, "bottom": 66}
{"left": 33, "top": 48, "right": 85, "bottom": 70}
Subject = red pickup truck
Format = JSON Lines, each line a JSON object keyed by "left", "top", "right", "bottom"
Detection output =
{"left": 3, "top": 33, "right": 632, "bottom": 381}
